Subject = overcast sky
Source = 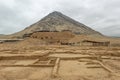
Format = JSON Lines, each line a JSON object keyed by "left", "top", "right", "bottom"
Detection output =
{"left": 0, "top": 0, "right": 120, "bottom": 36}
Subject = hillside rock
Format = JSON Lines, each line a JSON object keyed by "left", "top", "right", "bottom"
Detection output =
{"left": 2, "top": 11, "right": 102, "bottom": 38}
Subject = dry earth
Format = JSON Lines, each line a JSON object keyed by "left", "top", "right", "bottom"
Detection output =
{"left": 0, "top": 41, "right": 120, "bottom": 80}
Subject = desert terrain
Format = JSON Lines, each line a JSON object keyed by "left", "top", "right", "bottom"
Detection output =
{"left": 0, "top": 39, "right": 120, "bottom": 80}
{"left": 0, "top": 11, "right": 120, "bottom": 80}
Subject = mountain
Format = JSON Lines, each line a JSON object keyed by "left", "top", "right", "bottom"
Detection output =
{"left": 0, "top": 34, "right": 8, "bottom": 39}
{"left": 0, "top": 34, "right": 4, "bottom": 36}
{"left": 1, "top": 11, "right": 102, "bottom": 39}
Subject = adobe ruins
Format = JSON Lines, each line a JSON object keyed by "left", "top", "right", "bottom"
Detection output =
{"left": 30, "top": 30, "right": 75, "bottom": 44}
{"left": 0, "top": 30, "right": 110, "bottom": 46}
{"left": 29, "top": 30, "right": 110, "bottom": 46}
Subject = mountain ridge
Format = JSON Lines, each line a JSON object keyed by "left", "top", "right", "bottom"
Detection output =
{"left": 1, "top": 11, "right": 102, "bottom": 39}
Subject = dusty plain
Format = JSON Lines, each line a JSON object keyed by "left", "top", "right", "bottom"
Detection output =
{"left": 0, "top": 41, "right": 120, "bottom": 80}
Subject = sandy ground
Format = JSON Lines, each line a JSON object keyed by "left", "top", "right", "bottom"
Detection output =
{"left": 0, "top": 43, "right": 120, "bottom": 80}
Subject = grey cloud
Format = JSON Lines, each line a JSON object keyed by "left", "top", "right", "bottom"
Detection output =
{"left": 0, "top": 0, "right": 120, "bottom": 36}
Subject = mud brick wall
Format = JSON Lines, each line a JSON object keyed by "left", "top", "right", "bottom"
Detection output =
{"left": 30, "top": 31, "right": 75, "bottom": 44}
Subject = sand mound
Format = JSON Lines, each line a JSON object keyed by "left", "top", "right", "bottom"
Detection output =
{"left": 18, "top": 38, "right": 47, "bottom": 46}
{"left": 0, "top": 38, "right": 47, "bottom": 51}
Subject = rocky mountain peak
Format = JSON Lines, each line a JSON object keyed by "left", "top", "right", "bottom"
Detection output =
{"left": 8, "top": 11, "right": 102, "bottom": 38}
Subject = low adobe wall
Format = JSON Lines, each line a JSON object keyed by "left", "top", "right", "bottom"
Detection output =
{"left": 0, "top": 53, "right": 50, "bottom": 60}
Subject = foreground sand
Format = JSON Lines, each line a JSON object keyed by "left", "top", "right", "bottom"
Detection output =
{"left": 0, "top": 43, "right": 120, "bottom": 80}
